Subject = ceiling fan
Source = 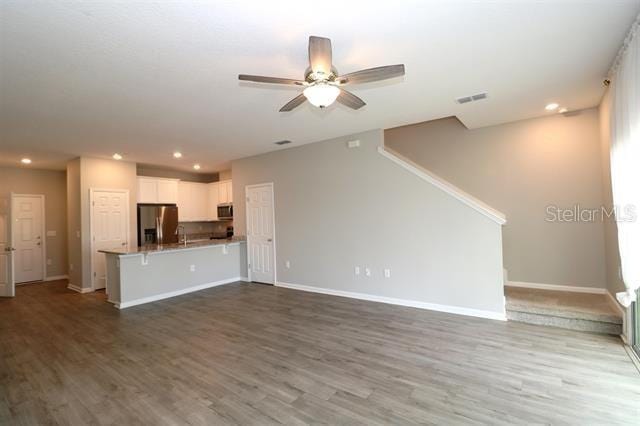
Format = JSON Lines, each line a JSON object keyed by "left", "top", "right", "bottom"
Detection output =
{"left": 238, "top": 36, "right": 405, "bottom": 112}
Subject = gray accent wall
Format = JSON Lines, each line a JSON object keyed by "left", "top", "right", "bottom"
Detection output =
{"left": 136, "top": 165, "right": 218, "bottom": 183}
{"left": 386, "top": 109, "right": 607, "bottom": 289}
{"left": 0, "top": 166, "right": 68, "bottom": 279}
{"left": 232, "top": 130, "right": 505, "bottom": 316}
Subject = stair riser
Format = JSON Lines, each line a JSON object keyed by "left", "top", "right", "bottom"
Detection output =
{"left": 507, "top": 311, "right": 622, "bottom": 335}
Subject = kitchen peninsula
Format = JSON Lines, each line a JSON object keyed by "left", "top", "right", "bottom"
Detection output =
{"left": 100, "top": 237, "right": 247, "bottom": 308}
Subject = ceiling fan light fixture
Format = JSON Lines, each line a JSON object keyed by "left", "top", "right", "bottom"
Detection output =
{"left": 303, "top": 83, "right": 340, "bottom": 108}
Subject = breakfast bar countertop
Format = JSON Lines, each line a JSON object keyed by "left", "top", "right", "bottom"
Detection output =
{"left": 98, "top": 236, "right": 246, "bottom": 256}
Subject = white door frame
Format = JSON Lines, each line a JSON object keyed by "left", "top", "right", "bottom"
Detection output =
{"left": 245, "top": 182, "right": 277, "bottom": 284}
{"left": 11, "top": 193, "right": 46, "bottom": 283}
{"left": 89, "top": 188, "right": 130, "bottom": 291}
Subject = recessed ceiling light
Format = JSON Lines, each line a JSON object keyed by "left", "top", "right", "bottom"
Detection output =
{"left": 173, "top": 152, "right": 182, "bottom": 159}
{"left": 193, "top": 164, "right": 201, "bottom": 170}
{"left": 558, "top": 107, "right": 568, "bottom": 114}
{"left": 545, "top": 103, "right": 559, "bottom": 111}
{"left": 21, "top": 158, "right": 32, "bottom": 164}
{"left": 112, "top": 153, "right": 123, "bottom": 160}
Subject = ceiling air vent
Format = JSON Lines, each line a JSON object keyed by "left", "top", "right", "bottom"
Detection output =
{"left": 274, "top": 140, "right": 292, "bottom": 146}
{"left": 456, "top": 92, "right": 488, "bottom": 104}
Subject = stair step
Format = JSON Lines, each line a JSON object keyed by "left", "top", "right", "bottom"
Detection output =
{"left": 507, "top": 310, "right": 622, "bottom": 335}
{"left": 504, "top": 286, "right": 623, "bottom": 335}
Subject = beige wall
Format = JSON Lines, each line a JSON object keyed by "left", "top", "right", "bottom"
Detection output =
{"left": 232, "top": 130, "right": 506, "bottom": 316}
{"left": 0, "top": 166, "right": 68, "bottom": 279}
{"left": 66, "top": 159, "right": 82, "bottom": 287}
{"left": 386, "top": 109, "right": 607, "bottom": 288}
{"left": 79, "top": 157, "right": 138, "bottom": 289}
{"left": 598, "top": 89, "right": 625, "bottom": 295}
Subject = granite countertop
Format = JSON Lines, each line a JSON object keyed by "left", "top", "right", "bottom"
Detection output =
{"left": 99, "top": 236, "right": 246, "bottom": 256}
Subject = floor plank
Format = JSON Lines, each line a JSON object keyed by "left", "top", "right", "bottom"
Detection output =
{"left": 1, "top": 280, "right": 639, "bottom": 425}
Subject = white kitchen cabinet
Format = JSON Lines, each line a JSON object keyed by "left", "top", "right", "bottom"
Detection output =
{"left": 157, "top": 179, "right": 178, "bottom": 204}
{"left": 137, "top": 177, "right": 179, "bottom": 204}
{"left": 217, "top": 180, "right": 233, "bottom": 204}
{"left": 208, "top": 183, "right": 219, "bottom": 220}
{"left": 178, "top": 181, "right": 211, "bottom": 221}
{"left": 177, "top": 180, "right": 233, "bottom": 222}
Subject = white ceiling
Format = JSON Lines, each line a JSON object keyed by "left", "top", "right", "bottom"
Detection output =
{"left": 1, "top": 1, "right": 639, "bottom": 172}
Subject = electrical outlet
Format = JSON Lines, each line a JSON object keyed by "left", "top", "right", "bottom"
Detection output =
{"left": 47, "top": 259, "right": 52, "bottom": 266}
{"left": 285, "top": 260, "right": 291, "bottom": 269}
{"left": 354, "top": 266, "right": 360, "bottom": 276}
{"left": 384, "top": 268, "right": 391, "bottom": 278}
{"left": 69, "top": 263, "right": 73, "bottom": 271}
{"left": 365, "top": 268, "right": 371, "bottom": 277}
{"left": 190, "top": 265, "right": 196, "bottom": 272}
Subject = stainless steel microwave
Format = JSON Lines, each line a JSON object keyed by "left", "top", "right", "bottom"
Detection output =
{"left": 217, "top": 203, "right": 233, "bottom": 220}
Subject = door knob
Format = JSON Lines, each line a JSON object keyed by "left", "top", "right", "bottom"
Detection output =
{"left": 267, "top": 238, "right": 273, "bottom": 242}
{"left": 36, "top": 242, "right": 41, "bottom": 246}
{"left": 4, "top": 247, "right": 15, "bottom": 252}
{"left": 122, "top": 242, "right": 127, "bottom": 246}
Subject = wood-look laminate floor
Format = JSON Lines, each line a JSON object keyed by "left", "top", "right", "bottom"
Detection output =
{"left": 1, "top": 280, "right": 639, "bottom": 425}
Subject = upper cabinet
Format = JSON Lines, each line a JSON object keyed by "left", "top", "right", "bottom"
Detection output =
{"left": 139, "top": 176, "right": 232, "bottom": 222}
{"left": 137, "top": 177, "right": 179, "bottom": 204}
{"left": 217, "top": 180, "right": 233, "bottom": 204}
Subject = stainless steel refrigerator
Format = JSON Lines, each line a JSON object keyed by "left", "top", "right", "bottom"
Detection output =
{"left": 137, "top": 204, "right": 179, "bottom": 246}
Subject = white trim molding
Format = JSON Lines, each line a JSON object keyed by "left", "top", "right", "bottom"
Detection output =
{"left": 67, "top": 283, "right": 93, "bottom": 294}
{"left": 276, "top": 281, "right": 506, "bottom": 321}
{"left": 377, "top": 146, "right": 507, "bottom": 225}
{"left": 114, "top": 276, "right": 243, "bottom": 309}
{"left": 506, "top": 281, "right": 607, "bottom": 294}
{"left": 45, "top": 275, "right": 69, "bottom": 282}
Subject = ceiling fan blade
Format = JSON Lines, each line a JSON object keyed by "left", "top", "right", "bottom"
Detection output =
{"left": 239, "top": 74, "right": 305, "bottom": 86}
{"left": 279, "top": 93, "right": 307, "bottom": 112}
{"left": 337, "top": 89, "right": 366, "bottom": 110}
{"left": 308, "top": 36, "right": 332, "bottom": 75}
{"left": 337, "top": 64, "right": 405, "bottom": 85}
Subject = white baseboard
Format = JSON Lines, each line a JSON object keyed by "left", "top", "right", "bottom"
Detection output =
{"left": 67, "top": 283, "right": 93, "bottom": 294}
{"left": 276, "top": 281, "right": 506, "bottom": 321}
{"left": 45, "top": 275, "right": 69, "bottom": 282}
{"left": 115, "top": 277, "right": 243, "bottom": 309}
{"left": 506, "top": 281, "right": 607, "bottom": 294}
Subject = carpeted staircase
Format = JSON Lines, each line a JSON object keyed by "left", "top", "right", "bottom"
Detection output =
{"left": 505, "top": 286, "right": 623, "bottom": 335}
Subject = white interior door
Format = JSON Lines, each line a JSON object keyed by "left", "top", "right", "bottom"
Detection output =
{"left": 12, "top": 195, "right": 44, "bottom": 284}
{"left": 0, "top": 197, "right": 15, "bottom": 297}
{"left": 91, "top": 190, "right": 129, "bottom": 290}
{"left": 246, "top": 183, "right": 276, "bottom": 284}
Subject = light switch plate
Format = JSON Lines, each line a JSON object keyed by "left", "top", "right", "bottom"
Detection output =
{"left": 384, "top": 269, "right": 391, "bottom": 278}
{"left": 365, "top": 268, "right": 371, "bottom": 277}
{"left": 46, "top": 230, "right": 57, "bottom": 237}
